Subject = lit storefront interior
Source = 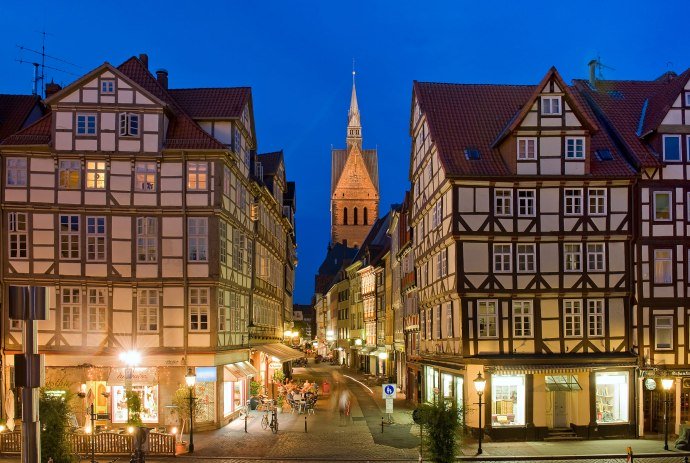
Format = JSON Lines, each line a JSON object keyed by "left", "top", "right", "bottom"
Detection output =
{"left": 252, "top": 343, "right": 304, "bottom": 397}
{"left": 423, "top": 366, "right": 464, "bottom": 417}
{"left": 491, "top": 374, "right": 526, "bottom": 427}
{"left": 222, "top": 361, "right": 258, "bottom": 422}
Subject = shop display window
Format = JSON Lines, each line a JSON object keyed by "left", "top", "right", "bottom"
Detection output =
{"left": 455, "top": 376, "right": 464, "bottom": 414}
{"left": 112, "top": 385, "right": 158, "bottom": 423}
{"left": 595, "top": 372, "right": 629, "bottom": 423}
{"left": 441, "top": 373, "right": 454, "bottom": 399}
{"left": 425, "top": 366, "right": 439, "bottom": 403}
{"left": 223, "top": 380, "right": 246, "bottom": 417}
{"left": 491, "top": 375, "right": 525, "bottom": 426}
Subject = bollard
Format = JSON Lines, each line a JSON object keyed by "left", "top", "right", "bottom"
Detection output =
{"left": 381, "top": 417, "right": 384, "bottom": 433}
{"left": 304, "top": 416, "right": 307, "bottom": 433}
{"left": 626, "top": 447, "right": 633, "bottom": 463}
{"left": 244, "top": 410, "right": 248, "bottom": 433}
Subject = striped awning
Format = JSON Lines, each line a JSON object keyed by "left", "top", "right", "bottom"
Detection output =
{"left": 254, "top": 343, "right": 304, "bottom": 362}
{"left": 489, "top": 365, "right": 630, "bottom": 375}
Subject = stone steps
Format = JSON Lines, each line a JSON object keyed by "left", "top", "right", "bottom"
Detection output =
{"left": 543, "top": 427, "right": 583, "bottom": 441}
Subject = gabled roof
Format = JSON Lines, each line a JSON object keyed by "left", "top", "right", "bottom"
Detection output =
{"left": 331, "top": 148, "right": 379, "bottom": 194}
{"left": 353, "top": 212, "right": 391, "bottom": 266}
{"left": 414, "top": 73, "right": 636, "bottom": 178}
{"left": 0, "top": 94, "right": 42, "bottom": 142}
{"left": 169, "top": 87, "right": 250, "bottom": 119}
{"left": 640, "top": 68, "right": 690, "bottom": 136}
{"left": 258, "top": 150, "right": 283, "bottom": 177}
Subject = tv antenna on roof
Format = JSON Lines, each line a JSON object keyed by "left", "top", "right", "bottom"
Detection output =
{"left": 15, "top": 30, "right": 81, "bottom": 97}
{"left": 588, "top": 55, "right": 615, "bottom": 83}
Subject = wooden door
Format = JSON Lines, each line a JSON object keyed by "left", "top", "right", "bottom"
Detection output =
{"left": 554, "top": 391, "right": 567, "bottom": 428}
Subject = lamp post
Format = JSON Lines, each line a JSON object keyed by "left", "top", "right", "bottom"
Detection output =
{"left": 661, "top": 377, "right": 674, "bottom": 451}
{"left": 185, "top": 368, "right": 197, "bottom": 453}
{"left": 473, "top": 372, "right": 486, "bottom": 455}
{"left": 119, "top": 350, "right": 141, "bottom": 423}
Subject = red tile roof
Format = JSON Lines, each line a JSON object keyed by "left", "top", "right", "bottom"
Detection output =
{"left": 2, "top": 111, "right": 52, "bottom": 146}
{"left": 0, "top": 94, "right": 42, "bottom": 142}
{"left": 169, "top": 88, "right": 250, "bottom": 119}
{"left": 414, "top": 78, "right": 635, "bottom": 178}
{"left": 641, "top": 68, "right": 690, "bottom": 136}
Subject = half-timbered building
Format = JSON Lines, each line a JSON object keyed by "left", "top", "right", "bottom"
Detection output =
{"left": 410, "top": 68, "right": 638, "bottom": 439}
{"left": 576, "top": 67, "right": 690, "bottom": 437}
{"left": 0, "top": 55, "right": 296, "bottom": 429}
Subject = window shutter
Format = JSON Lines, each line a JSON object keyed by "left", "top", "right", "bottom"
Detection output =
{"left": 119, "top": 113, "right": 127, "bottom": 136}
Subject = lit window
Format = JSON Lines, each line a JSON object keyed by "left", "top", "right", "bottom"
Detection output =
{"left": 87, "top": 288, "right": 107, "bottom": 332}
{"left": 564, "top": 300, "right": 582, "bottom": 337}
{"left": 513, "top": 300, "right": 533, "bottom": 338}
{"left": 135, "top": 162, "right": 156, "bottom": 191}
{"left": 6, "top": 158, "right": 27, "bottom": 186}
{"left": 493, "top": 244, "right": 512, "bottom": 273}
{"left": 101, "top": 80, "right": 115, "bottom": 94}
{"left": 137, "top": 289, "right": 159, "bottom": 332}
{"left": 61, "top": 288, "right": 81, "bottom": 331}
{"left": 663, "top": 135, "right": 681, "bottom": 162}
{"left": 516, "top": 244, "right": 535, "bottom": 273}
{"left": 587, "top": 243, "right": 605, "bottom": 271}
{"left": 491, "top": 375, "right": 526, "bottom": 426}
{"left": 654, "top": 249, "right": 673, "bottom": 284}
{"left": 653, "top": 191, "right": 672, "bottom": 221}
{"left": 541, "top": 96, "right": 561, "bottom": 115}
{"left": 59, "top": 160, "right": 81, "bottom": 189}
{"left": 495, "top": 189, "right": 512, "bottom": 216}
{"left": 189, "top": 288, "right": 209, "bottom": 331}
{"left": 188, "top": 217, "right": 208, "bottom": 262}
{"left": 8, "top": 212, "right": 28, "bottom": 259}
{"left": 517, "top": 190, "right": 536, "bottom": 217}
{"left": 655, "top": 316, "right": 673, "bottom": 349}
{"left": 588, "top": 188, "right": 607, "bottom": 215}
{"left": 136, "top": 217, "right": 157, "bottom": 262}
{"left": 86, "top": 216, "right": 106, "bottom": 262}
{"left": 86, "top": 161, "right": 106, "bottom": 189}
{"left": 119, "top": 113, "right": 139, "bottom": 137}
{"left": 477, "top": 300, "right": 498, "bottom": 338}
{"left": 564, "top": 189, "right": 583, "bottom": 215}
{"left": 517, "top": 138, "right": 537, "bottom": 160}
{"left": 60, "top": 215, "right": 80, "bottom": 259}
{"left": 187, "top": 162, "right": 208, "bottom": 191}
{"left": 564, "top": 243, "right": 582, "bottom": 272}
{"left": 76, "top": 114, "right": 97, "bottom": 135}
{"left": 587, "top": 300, "right": 604, "bottom": 337}
{"left": 565, "top": 137, "right": 585, "bottom": 159}
{"left": 595, "top": 372, "right": 629, "bottom": 423}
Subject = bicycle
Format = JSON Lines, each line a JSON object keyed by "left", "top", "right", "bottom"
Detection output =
{"left": 269, "top": 406, "right": 278, "bottom": 434}
{"left": 260, "top": 400, "right": 278, "bottom": 433}
{"left": 260, "top": 399, "right": 274, "bottom": 430}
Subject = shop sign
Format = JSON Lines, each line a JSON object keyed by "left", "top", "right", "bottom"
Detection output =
{"left": 107, "top": 367, "right": 157, "bottom": 386}
{"left": 382, "top": 383, "right": 396, "bottom": 399}
{"left": 196, "top": 367, "right": 217, "bottom": 383}
{"left": 644, "top": 378, "right": 657, "bottom": 391}
{"left": 269, "top": 362, "right": 282, "bottom": 369}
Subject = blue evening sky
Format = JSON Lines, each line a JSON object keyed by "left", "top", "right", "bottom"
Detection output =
{"left": 1, "top": 0, "right": 688, "bottom": 304}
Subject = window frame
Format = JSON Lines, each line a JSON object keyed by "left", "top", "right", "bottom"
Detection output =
{"left": 85, "top": 161, "right": 107, "bottom": 190}
{"left": 187, "top": 217, "right": 208, "bottom": 262}
{"left": 563, "top": 299, "right": 583, "bottom": 338}
{"left": 137, "top": 289, "right": 159, "bottom": 333}
{"left": 100, "top": 79, "right": 115, "bottom": 94}
{"left": 564, "top": 188, "right": 584, "bottom": 216}
{"left": 477, "top": 300, "right": 498, "bottom": 339}
{"left": 541, "top": 96, "right": 562, "bottom": 115}
{"left": 516, "top": 243, "right": 536, "bottom": 273}
{"left": 517, "top": 137, "right": 537, "bottom": 161}
{"left": 136, "top": 217, "right": 158, "bottom": 263}
{"left": 588, "top": 188, "right": 607, "bottom": 216}
{"left": 587, "top": 299, "right": 604, "bottom": 338}
{"left": 495, "top": 189, "right": 513, "bottom": 217}
{"left": 8, "top": 212, "right": 28, "bottom": 259}
{"left": 564, "top": 243, "right": 582, "bottom": 272}
{"left": 76, "top": 114, "right": 97, "bottom": 136}
{"left": 87, "top": 288, "right": 107, "bottom": 332}
{"left": 119, "top": 112, "right": 140, "bottom": 137}
{"left": 517, "top": 189, "right": 536, "bottom": 217}
{"left": 493, "top": 243, "right": 512, "bottom": 273}
{"left": 58, "top": 159, "right": 81, "bottom": 190}
{"left": 189, "top": 288, "right": 210, "bottom": 332}
{"left": 653, "top": 191, "right": 672, "bottom": 221}
{"left": 59, "top": 214, "right": 80, "bottom": 260}
{"left": 135, "top": 162, "right": 157, "bottom": 192}
{"left": 86, "top": 216, "right": 107, "bottom": 262}
{"left": 187, "top": 161, "right": 209, "bottom": 191}
{"left": 653, "top": 248, "right": 673, "bottom": 285}
{"left": 6, "top": 158, "right": 27, "bottom": 187}
{"left": 565, "top": 137, "right": 585, "bottom": 160}
{"left": 654, "top": 315, "right": 674, "bottom": 350}
{"left": 61, "top": 287, "right": 82, "bottom": 332}
{"left": 586, "top": 242, "right": 606, "bottom": 272}
{"left": 512, "top": 300, "right": 533, "bottom": 338}
{"left": 662, "top": 134, "right": 681, "bottom": 162}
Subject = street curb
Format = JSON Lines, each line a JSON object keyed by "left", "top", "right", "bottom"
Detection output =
{"left": 455, "top": 451, "right": 690, "bottom": 461}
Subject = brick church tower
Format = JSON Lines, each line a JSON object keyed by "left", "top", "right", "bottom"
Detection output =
{"left": 330, "top": 72, "right": 379, "bottom": 247}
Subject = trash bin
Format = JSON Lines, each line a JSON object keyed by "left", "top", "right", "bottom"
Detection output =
{"left": 322, "top": 380, "right": 331, "bottom": 395}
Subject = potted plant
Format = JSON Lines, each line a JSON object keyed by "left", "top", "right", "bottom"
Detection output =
{"left": 275, "top": 394, "right": 285, "bottom": 413}
{"left": 170, "top": 386, "right": 200, "bottom": 453}
{"left": 249, "top": 380, "right": 262, "bottom": 410}
{"left": 125, "top": 390, "right": 143, "bottom": 426}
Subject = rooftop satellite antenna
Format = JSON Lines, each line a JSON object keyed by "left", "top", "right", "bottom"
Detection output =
{"left": 15, "top": 30, "right": 81, "bottom": 97}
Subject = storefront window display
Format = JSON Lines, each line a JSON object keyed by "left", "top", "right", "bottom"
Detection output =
{"left": 112, "top": 385, "right": 159, "bottom": 423}
{"left": 595, "top": 372, "right": 629, "bottom": 423}
{"left": 425, "top": 366, "right": 439, "bottom": 403}
{"left": 491, "top": 375, "right": 525, "bottom": 426}
{"left": 223, "top": 380, "right": 246, "bottom": 417}
{"left": 441, "top": 373, "right": 454, "bottom": 400}
{"left": 455, "top": 376, "right": 464, "bottom": 415}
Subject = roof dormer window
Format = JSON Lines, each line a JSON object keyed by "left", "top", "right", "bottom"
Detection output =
{"left": 464, "top": 148, "right": 480, "bottom": 160}
{"left": 663, "top": 135, "right": 681, "bottom": 162}
{"left": 565, "top": 137, "right": 585, "bottom": 159}
{"left": 101, "top": 79, "right": 115, "bottom": 94}
{"left": 517, "top": 138, "right": 537, "bottom": 160}
{"left": 541, "top": 96, "right": 561, "bottom": 115}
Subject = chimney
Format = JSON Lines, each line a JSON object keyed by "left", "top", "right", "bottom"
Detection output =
{"left": 156, "top": 69, "right": 168, "bottom": 89}
{"left": 139, "top": 54, "right": 149, "bottom": 69}
{"left": 588, "top": 59, "right": 598, "bottom": 86}
{"left": 45, "top": 80, "right": 62, "bottom": 98}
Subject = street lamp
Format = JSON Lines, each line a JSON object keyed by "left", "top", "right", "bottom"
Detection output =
{"left": 473, "top": 372, "right": 487, "bottom": 455}
{"left": 661, "top": 377, "right": 674, "bottom": 451}
{"left": 119, "top": 350, "right": 140, "bottom": 423}
{"left": 185, "top": 368, "right": 197, "bottom": 453}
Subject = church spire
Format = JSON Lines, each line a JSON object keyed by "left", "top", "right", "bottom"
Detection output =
{"left": 347, "top": 68, "right": 362, "bottom": 145}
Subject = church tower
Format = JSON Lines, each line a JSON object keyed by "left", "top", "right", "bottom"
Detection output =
{"left": 330, "top": 72, "right": 379, "bottom": 247}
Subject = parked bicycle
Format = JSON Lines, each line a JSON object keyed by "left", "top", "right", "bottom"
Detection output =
{"left": 260, "top": 400, "right": 278, "bottom": 433}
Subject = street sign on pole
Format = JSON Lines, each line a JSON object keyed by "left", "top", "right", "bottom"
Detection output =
{"left": 382, "top": 383, "right": 396, "bottom": 399}
{"left": 385, "top": 398, "right": 394, "bottom": 414}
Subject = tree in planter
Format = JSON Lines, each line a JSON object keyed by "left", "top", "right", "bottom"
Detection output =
{"left": 417, "top": 396, "right": 463, "bottom": 463}
{"left": 125, "top": 390, "right": 143, "bottom": 426}
{"left": 248, "top": 380, "right": 263, "bottom": 410}
{"left": 39, "top": 385, "right": 75, "bottom": 463}
{"left": 171, "top": 386, "right": 201, "bottom": 442}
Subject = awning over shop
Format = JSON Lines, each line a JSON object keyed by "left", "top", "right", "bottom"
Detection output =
{"left": 106, "top": 367, "right": 158, "bottom": 386}
{"left": 369, "top": 347, "right": 386, "bottom": 357}
{"left": 545, "top": 375, "right": 583, "bottom": 391}
{"left": 223, "top": 361, "right": 259, "bottom": 382}
{"left": 358, "top": 347, "right": 373, "bottom": 354}
{"left": 254, "top": 343, "right": 303, "bottom": 363}
{"left": 489, "top": 365, "right": 631, "bottom": 375}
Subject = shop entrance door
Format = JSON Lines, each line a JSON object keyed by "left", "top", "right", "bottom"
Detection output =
{"left": 643, "top": 384, "right": 675, "bottom": 434}
{"left": 554, "top": 391, "right": 567, "bottom": 428}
